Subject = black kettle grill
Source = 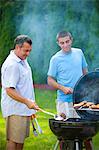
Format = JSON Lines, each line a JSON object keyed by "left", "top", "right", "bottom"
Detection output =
{"left": 49, "top": 71, "right": 99, "bottom": 150}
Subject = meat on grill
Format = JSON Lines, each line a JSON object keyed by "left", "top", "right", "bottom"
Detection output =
{"left": 74, "top": 101, "right": 94, "bottom": 109}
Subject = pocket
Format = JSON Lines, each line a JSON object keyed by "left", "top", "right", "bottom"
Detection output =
{"left": 19, "top": 70, "right": 29, "bottom": 85}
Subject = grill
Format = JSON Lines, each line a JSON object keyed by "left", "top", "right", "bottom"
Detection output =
{"left": 49, "top": 71, "right": 99, "bottom": 150}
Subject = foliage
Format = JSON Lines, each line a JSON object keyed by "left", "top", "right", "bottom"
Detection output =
{"left": 0, "top": 0, "right": 25, "bottom": 68}
{"left": 0, "top": 0, "right": 99, "bottom": 83}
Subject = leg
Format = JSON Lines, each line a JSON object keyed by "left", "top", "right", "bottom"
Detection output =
{"left": 16, "top": 143, "right": 24, "bottom": 150}
{"left": 6, "top": 140, "right": 24, "bottom": 150}
{"left": 6, "top": 115, "right": 30, "bottom": 149}
{"left": 6, "top": 140, "right": 17, "bottom": 150}
{"left": 84, "top": 139, "right": 93, "bottom": 150}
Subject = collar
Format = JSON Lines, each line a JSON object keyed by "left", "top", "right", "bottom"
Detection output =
{"left": 61, "top": 49, "right": 72, "bottom": 55}
{"left": 10, "top": 50, "right": 22, "bottom": 63}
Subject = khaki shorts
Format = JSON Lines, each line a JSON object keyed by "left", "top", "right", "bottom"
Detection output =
{"left": 56, "top": 101, "right": 80, "bottom": 119}
{"left": 6, "top": 115, "right": 30, "bottom": 143}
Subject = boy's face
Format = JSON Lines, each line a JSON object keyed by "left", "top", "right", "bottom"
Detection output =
{"left": 57, "top": 36, "right": 72, "bottom": 52}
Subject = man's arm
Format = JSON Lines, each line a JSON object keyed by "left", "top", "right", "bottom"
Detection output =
{"left": 47, "top": 76, "right": 73, "bottom": 94}
{"left": 82, "top": 68, "right": 88, "bottom": 75}
{"left": 6, "top": 87, "right": 39, "bottom": 110}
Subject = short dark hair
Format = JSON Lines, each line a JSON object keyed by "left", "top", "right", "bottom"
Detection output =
{"left": 14, "top": 35, "right": 32, "bottom": 47}
{"left": 56, "top": 31, "right": 72, "bottom": 41}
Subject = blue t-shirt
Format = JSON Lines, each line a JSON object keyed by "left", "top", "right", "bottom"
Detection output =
{"left": 47, "top": 48, "right": 88, "bottom": 102}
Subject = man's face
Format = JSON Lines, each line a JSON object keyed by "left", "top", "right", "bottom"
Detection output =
{"left": 15, "top": 42, "right": 32, "bottom": 60}
{"left": 57, "top": 36, "right": 72, "bottom": 52}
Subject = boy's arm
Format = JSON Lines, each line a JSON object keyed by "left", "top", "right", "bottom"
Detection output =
{"left": 47, "top": 76, "right": 73, "bottom": 94}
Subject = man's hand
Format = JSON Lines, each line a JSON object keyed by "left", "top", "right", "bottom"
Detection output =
{"left": 59, "top": 85, "right": 73, "bottom": 94}
{"left": 26, "top": 100, "right": 40, "bottom": 110}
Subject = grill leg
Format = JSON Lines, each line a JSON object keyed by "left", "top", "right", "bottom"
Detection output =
{"left": 59, "top": 140, "right": 74, "bottom": 150}
{"left": 75, "top": 139, "right": 80, "bottom": 150}
{"left": 58, "top": 139, "right": 83, "bottom": 150}
{"left": 54, "top": 140, "right": 59, "bottom": 150}
{"left": 74, "top": 139, "right": 83, "bottom": 150}
{"left": 75, "top": 142, "right": 79, "bottom": 150}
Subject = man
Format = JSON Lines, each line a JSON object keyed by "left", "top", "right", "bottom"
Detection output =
{"left": 1, "top": 35, "right": 40, "bottom": 150}
{"left": 47, "top": 31, "right": 88, "bottom": 119}
{"left": 47, "top": 31, "right": 93, "bottom": 150}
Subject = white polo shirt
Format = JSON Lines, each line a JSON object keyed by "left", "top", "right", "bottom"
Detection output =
{"left": 1, "top": 51, "right": 36, "bottom": 117}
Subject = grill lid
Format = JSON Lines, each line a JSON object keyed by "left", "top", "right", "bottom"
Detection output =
{"left": 73, "top": 71, "right": 99, "bottom": 118}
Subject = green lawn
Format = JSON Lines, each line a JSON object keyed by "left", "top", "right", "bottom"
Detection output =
{"left": 0, "top": 88, "right": 99, "bottom": 150}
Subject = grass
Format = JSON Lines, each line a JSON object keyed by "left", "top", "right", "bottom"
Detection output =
{"left": 0, "top": 88, "right": 99, "bottom": 150}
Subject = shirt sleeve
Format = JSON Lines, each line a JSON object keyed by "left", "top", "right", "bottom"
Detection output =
{"left": 81, "top": 51, "right": 88, "bottom": 69}
{"left": 2, "top": 63, "right": 20, "bottom": 88}
{"left": 47, "top": 57, "right": 57, "bottom": 78}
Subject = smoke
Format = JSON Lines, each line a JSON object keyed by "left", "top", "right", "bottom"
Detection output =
{"left": 17, "top": 0, "right": 67, "bottom": 82}
{"left": 17, "top": 0, "right": 99, "bottom": 82}
{"left": 18, "top": 1, "right": 48, "bottom": 82}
